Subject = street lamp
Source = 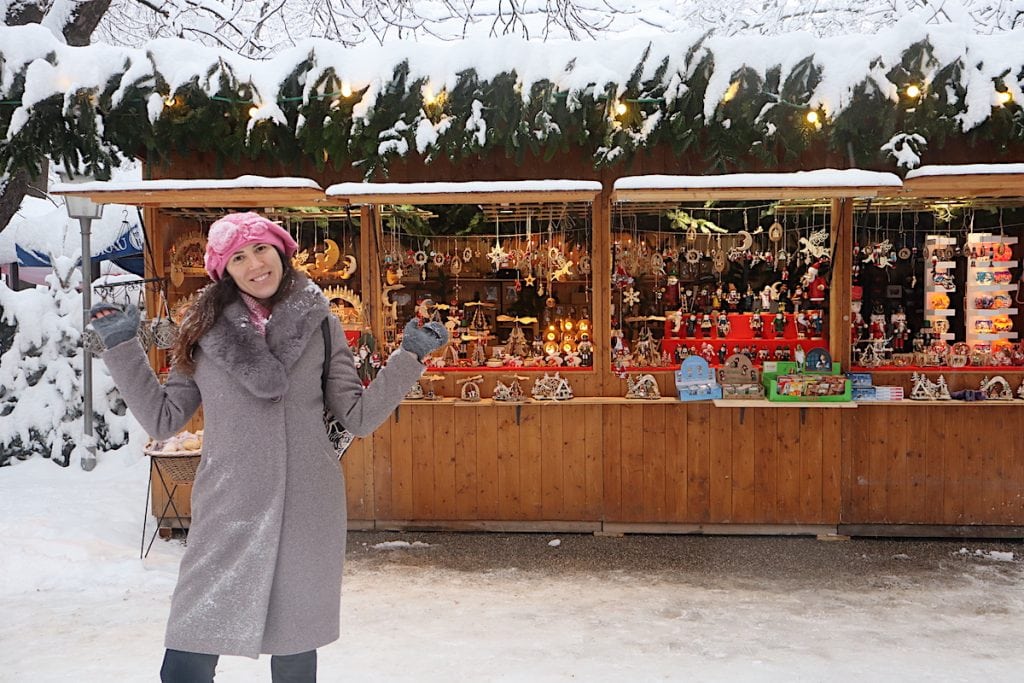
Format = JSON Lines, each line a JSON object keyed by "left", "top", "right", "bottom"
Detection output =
{"left": 63, "top": 183, "right": 104, "bottom": 471}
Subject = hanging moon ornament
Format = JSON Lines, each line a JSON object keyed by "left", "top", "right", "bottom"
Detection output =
{"left": 737, "top": 230, "right": 753, "bottom": 251}
{"left": 322, "top": 239, "right": 342, "bottom": 270}
{"left": 339, "top": 254, "right": 358, "bottom": 280}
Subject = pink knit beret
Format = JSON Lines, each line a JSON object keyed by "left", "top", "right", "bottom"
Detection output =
{"left": 204, "top": 212, "right": 299, "bottom": 281}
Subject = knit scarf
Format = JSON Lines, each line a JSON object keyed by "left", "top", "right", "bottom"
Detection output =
{"left": 239, "top": 292, "right": 272, "bottom": 337}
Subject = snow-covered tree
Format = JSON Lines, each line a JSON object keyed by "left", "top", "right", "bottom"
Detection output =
{"left": 0, "top": 256, "right": 133, "bottom": 467}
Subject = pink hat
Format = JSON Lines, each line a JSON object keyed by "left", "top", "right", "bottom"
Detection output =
{"left": 204, "top": 212, "right": 299, "bottom": 281}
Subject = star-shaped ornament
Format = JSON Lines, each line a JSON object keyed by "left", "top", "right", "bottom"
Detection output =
{"left": 487, "top": 241, "right": 508, "bottom": 267}
{"left": 524, "top": 273, "right": 536, "bottom": 287}
{"left": 623, "top": 287, "right": 640, "bottom": 307}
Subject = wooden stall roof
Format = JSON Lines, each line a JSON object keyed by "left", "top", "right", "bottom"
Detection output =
{"left": 50, "top": 176, "right": 326, "bottom": 207}
{"left": 903, "top": 164, "right": 1024, "bottom": 198}
{"left": 611, "top": 169, "right": 903, "bottom": 202}
{"left": 325, "top": 180, "right": 602, "bottom": 205}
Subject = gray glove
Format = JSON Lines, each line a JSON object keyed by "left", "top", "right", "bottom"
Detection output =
{"left": 401, "top": 318, "right": 449, "bottom": 361}
{"left": 88, "top": 303, "right": 141, "bottom": 350}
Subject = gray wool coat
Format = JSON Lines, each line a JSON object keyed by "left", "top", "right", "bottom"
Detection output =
{"left": 102, "top": 275, "right": 424, "bottom": 658}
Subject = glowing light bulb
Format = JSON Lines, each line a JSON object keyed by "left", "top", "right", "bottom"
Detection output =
{"left": 722, "top": 81, "right": 740, "bottom": 103}
{"left": 905, "top": 84, "right": 921, "bottom": 99}
{"left": 164, "top": 96, "right": 176, "bottom": 107}
{"left": 340, "top": 81, "right": 352, "bottom": 98}
{"left": 805, "top": 110, "right": 820, "bottom": 125}
{"left": 615, "top": 101, "right": 628, "bottom": 116}
{"left": 997, "top": 91, "right": 1013, "bottom": 105}
{"left": 248, "top": 105, "right": 261, "bottom": 118}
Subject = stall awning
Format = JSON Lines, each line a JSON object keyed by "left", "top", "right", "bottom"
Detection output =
{"left": 903, "top": 164, "right": 1024, "bottom": 198}
{"left": 50, "top": 176, "right": 327, "bottom": 207}
{"left": 611, "top": 169, "right": 903, "bottom": 202}
{"left": 325, "top": 180, "right": 602, "bottom": 205}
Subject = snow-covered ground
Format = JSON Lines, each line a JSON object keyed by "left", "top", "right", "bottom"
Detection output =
{"left": 2, "top": 451, "right": 1023, "bottom": 682}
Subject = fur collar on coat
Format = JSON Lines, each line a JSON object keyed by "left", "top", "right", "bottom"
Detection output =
{"left": 197, "top": 274, "right": 329, "bottom": 399}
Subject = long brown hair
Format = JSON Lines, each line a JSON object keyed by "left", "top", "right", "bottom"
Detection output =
{"left": 170, "top": 252, "right": 296, "bottom": 375}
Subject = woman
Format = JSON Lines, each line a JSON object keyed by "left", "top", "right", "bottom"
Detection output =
{"left": 89, "top": 212, "right": 447, "bottom": 682}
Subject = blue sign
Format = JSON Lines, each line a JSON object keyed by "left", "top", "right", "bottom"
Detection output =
{"left": 16, "top": 220, "right": 144, "bottom": 275}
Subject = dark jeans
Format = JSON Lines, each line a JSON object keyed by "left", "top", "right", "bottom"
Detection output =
{"left": 160, "top": 648, "right": 317, "bottom": 682}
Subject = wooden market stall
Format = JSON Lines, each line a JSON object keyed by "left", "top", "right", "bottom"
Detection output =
{"left": 55, "top": 165, "right": 1024, "bottom": 538}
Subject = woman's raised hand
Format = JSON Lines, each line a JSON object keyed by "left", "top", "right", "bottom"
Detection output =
{"left": 400, "top": 318, "right": 449, "bottom": 361}
{"left": 88, "top": 303, "right": 141, "bottom": 349}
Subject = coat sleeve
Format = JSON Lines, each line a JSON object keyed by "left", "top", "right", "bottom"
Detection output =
{"left": 101, "top": 338, "right": 202, "bottom": 440}
{"left": 323, "top": 316, "right": 425, "bottom": 437}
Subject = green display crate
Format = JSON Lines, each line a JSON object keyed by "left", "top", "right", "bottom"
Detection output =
{"left": 762, "top": 362, "right": 853, "bottom": 402}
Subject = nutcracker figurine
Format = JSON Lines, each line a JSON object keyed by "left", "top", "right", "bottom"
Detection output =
{"left": 810, "top": 309, "right": 824, "bottom": 338}
{"left": 750, "top": 314, "right": 764, "bottom": 338}
{"left": 773, "top": 311, "right": 787, "bottom": 337}
{"left": 715, "top": 311, "right": 731, "bottom": 338}
{"left": 685, "top": 313, "right": 698, "bottom": 337}
{"left": 741, "top": 285, "right": 755, "bottom": 313}
{"left": 795, "top": 311, "right": 810, "bottom": 339}
{"left": 725, "top": 283, "right": 740, "bottom": 312}
{"left": 891, "top": 308, "right": 908, "bottom": 352}
{"left": 700, "top": 313, "right": 713, "bottom": 338}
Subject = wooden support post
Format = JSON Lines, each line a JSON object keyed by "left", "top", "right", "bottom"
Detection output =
{"left": 591, "top": 186, "right": 613, "bottom": 395}
{"left": 829, "top": 197, "right": 853, "bottom": 368}
{"left": 362, "top": 205, "right": 385, "bottom": 345}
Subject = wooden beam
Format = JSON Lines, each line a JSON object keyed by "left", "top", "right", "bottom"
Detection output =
{"left": 326, "top": 190, "right": 599, "bottom": 206}
{"left": 611, "top": 186, "right": 892, "bottom": 202}
{"left": 829, "top": 197, "right": 853, "bottom": 369}
{"left": 54, "top": 187, "right": 327, "bottom": 207}
{"left": 902, "top": 174, "right": 1024, "bottom": 198}
{"left": 592, "top": 186, "right": 613, "bottom": 395}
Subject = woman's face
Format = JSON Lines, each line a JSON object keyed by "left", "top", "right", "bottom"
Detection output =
{"left": 225, "top": 243, "right": 283, "bottom": 300}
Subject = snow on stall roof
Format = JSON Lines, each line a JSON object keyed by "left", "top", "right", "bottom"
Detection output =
{"left": 614, "top": 169, "right": 903, "bottom": 191}
{"left": 906, "top": 163, "right": 1024, "bottom": 178}
{"left": 326, "top": 180, "right": 602, "bottom": 197}
{"left": 51, "top": 176, "right": 323, "bottom": 195}
{"left": 4, "top": 18, "right": 1024, "bottom": 145}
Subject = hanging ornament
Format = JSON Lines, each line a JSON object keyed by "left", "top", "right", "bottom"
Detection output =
{"left": 487, "top": 241, "right": 508, "bottom": 267}
{"left": 450, "top": 256, "right": 462, "bottom": 276}
{"left": 578, "top": 254, "right": 592, "bottom": 275}
{"left": 623, "top": 287, "right": 641, "bottom": 307}
{"left": 769, "top": 220, "right": 783, "bottom": 244}
{"left": 463, "top": 246, "right": 473, "bottom": 263}
{"left": 524, "top": 272, "right": 536, "bottom": 287}
{"left": 413, "top": 250, "right": 428, "bottom": 266}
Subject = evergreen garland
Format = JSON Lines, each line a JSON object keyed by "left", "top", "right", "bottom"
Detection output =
{"left": 2, "top": 34, "right": 1024, "bottom": 180}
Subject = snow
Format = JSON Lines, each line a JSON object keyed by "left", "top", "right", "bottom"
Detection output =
{"left": 907, "top": 163, "right": 1024, "bottom": 178}
{"left": 326, "top": 180, "right": 602, "bottom": 197}
{"left": 5, "top": 17, "right": 1024, "bottom": 160}
{"left": 614, "top": 169, "right": 903, "bottom": 191}
{"left": 2, "top": 454, "right": 1023, "bottom": 681}
{"left": 50, "top": 175, "right": 323, "bottom": 195}
{"left": 0, "top": 162, "right": 143, "bottom": 265}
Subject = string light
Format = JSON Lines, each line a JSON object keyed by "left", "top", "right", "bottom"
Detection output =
{"left": 163, "top": 96, "right": 176, "bottom": 107}
{"left": 996, "top": 90, "right": 1013, "bottom": 105}
{"left": 905, "top": 84, "right": 922, "bottom": 99}
{"left": 805, "top": 110, "right": 820, "bottom": 125}
{"left": 248, "top": 105, "right": 261, "bottom": 119}
{"left": 614, "top": 101, "right": 628, "bottom": 116}
{"left": 722, "top": 81, "right": 740, "bottom": 103}
{"left": 340, "top": 81, "right": 352, "bottom": 98}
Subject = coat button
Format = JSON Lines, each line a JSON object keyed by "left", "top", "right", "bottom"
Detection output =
{"left": 270, "top": 395, "right": 281, "bottom": 403}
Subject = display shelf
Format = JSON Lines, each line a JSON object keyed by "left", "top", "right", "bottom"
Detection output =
{"left": 401, "top": 396, "right": 682, "bottom": 406}
{"left": 971, "top": 284, "right": 1018, "bottom": 291}
{"left": 970, "top": 235, "right": 1018, "bottom": 244}
{"left": 972, "top": 332, "right": 1019, "bottom": 340}
{"left": 924, "top": 309, "right": 955, "bottom": 316}
{"left": 972, "top": 261, "right": 1019, "bottom": 269}
{"left": 966, "top": 307, "right": 1018, "bottom": 314}
{"left": 932, "top": 260, "right": 957, "bottom": 268}
{"left": 929, "top": 236, "right": 959, "bottom": 245}
{"left": 712, "top": 399, "right": 857, "bottom": 409}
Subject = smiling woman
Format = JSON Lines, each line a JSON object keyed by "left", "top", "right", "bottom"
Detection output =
{"left": 83, "top": 210, "right": 447, "bottom": 682}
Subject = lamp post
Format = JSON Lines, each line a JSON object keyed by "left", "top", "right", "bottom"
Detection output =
{"left": 64, "top": 190, "right": 104, "bottom": 471}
